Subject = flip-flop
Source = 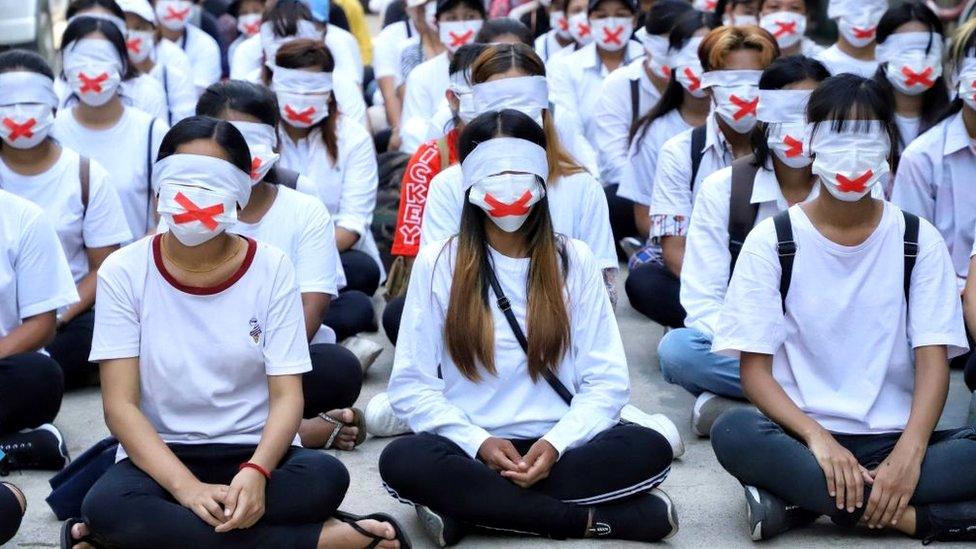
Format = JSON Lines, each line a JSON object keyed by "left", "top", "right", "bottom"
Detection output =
{"left": 60, "top": 518, "right": 96, "bottom": 549}
{"left": 334, "top": 510, "right": 412, "bottom": 549}
{"left": 319, "top": 408, "right": 368, "bottom": 449}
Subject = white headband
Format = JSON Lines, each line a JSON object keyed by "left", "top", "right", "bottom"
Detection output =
{"left": 757, "top": 89, "right": 811, "bottom": 123}
{"left": 876, "top": 32, "right": 943, "bottom": 64}
{"left": 642, "top": 34, "right": 669, "bottom": 58}
{"left": 670, "top": 37, "right": 703, "bottom": 69}
{"left": 66, "top": 13, "right": 127, "bottom": 34}
{"left": 63, "top": 38, "right": 124, "bottom": 73}
{"left": 261, "top": 20, "right": 323, "bottom": 69}
{"left": 117, "top": 0, "right": 157, "bottom": 25}
{"left": 811, "top": 119, "right": 890, "bottom": 150}
{"left": 700, "top": 70, "right": 762, "bottom": 89}
{"left": 449, "top": 69, "right": 472, "bottom": 92}
{"left": 152, "top": 153, "right": 253, "bottom": 209}
{"left": 230, "top": 120, "right": 278, "bottom": 149}
{"left": 272, "top": 66, "right": 333, "bottom": 94}
{"left": 0, "top": 71, "right": 59, "bottom": 109}
{"left": 472, "top": 76, "right": 549, "bottom": 117}
{"left": 960, "top": 57, "right": 976, "bottom": 75}
{"left": 827, "top": 0, "right": 886, "bottom": 19}
{"left": 461, "top": 137, "right": 549, "bottom": 190}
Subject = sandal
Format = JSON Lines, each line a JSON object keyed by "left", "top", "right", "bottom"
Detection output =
{"left": 319, "top": 408, "right": 368, "bottom": 449}
{"left": 334, "top": 510, "right": 412, "bottom": 549}
{"left": 60, "top": 518, "right": 96, "bottom": 549}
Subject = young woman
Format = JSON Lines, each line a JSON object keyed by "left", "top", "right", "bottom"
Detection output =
{"left": 659, "top": 55, "right": 830, "bottom": 437}
{"left": 715, "top": 0, "right": 759, "bottom": 26}
{"left": 0, "top": 483, "right": 26, "bottom": 545}
{"left": 379, "top": 109, "right": 676, "bottom": 546}
{"left": 150, "top": 0, "right": 221, "bottom": 92}
{"left": 228, "top": 0, "right": 266, "bottom": 61}
{"left": 271, "top": 40, "right": 382, "bottom": 298}
{"left": 64, "top": 116, "right": 409, "bottom": 549}
{"left": 533, "top": 0, "right": 574, "bottom": 62}
{"left": 758, "top": 0, "right": 823, "bottom": 57}
{"left": 550, "top": 0, "right": 592, "bottom": 63}
{"left": 710, "top": 74, "right": 976, "bottom": 543}
{"left": 53, "top": 16, "right": 170, "bottom": 241}
{"left": 816, "top": 0, "right": 887, "bottom": 77}
{"left": 0, "top": 190, "right": 76, "bottom": 473}
{"left": 119, "top": 0, "right": 197, "bottom": 125}
{"left": 474, "top": 17, "right": 533, "bottom": 45}
{"left": 0, "top": 50, "right": 131, "bottom": 389}
{"left": 627, "top": 24, "right": 778, "bottom": 328}
{"left": 873, "top": 1, "right": 949, "bottom": 152}
{"left": 399, "top": 0, "right": 486, "bottom": 153}
{"left": 618, "top": 10, "right": 715, "bottom": 240}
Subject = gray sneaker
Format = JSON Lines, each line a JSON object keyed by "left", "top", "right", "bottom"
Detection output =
{"left": 415, "top": 505, "right": 464, "bottom": 547}
{"left": 692, "top": 392, "right": 751, "bottom": 437}
{"left": 743, "top": 485, "right": 819, "bottom": 541}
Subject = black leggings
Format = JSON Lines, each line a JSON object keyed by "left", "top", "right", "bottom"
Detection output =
{"left": 966, "top": 352, "right": 976, "bottom": 392}
{"left": 624, "top": 262, "right": 686, "bottom": 328}
{"left": 82, "top": 444, "right": 349, "bottom": 548}
{"left": 712, "top": 409, "right": 976, "bottom": 529}
{"left": 323, "top": 290, "right": 378, "bottom": 341}
{"left": 379, "top": 425, "right": 673, "bottom": 539}
{"left": 0, "top": 483, "right": 22, "bottom": 545}
{"left": 47, "top": 309, "right": 96, "bottom": 389}
{"left": 340, "top": 250, "right": 381, "bottom": 297}
{"left": 0, "top": 352, "right": 63, "bottom": 435}
{"left": 304, "top": 343, "right": 363, "bottom": 418}
{"left": 604, "top": 184, "right": 639, "bottom": 262}
{"left": 381, "top": 295, "right": 406, "bottom": 346}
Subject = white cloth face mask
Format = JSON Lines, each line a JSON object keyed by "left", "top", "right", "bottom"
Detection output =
{"left": 642, "top": 34, "right": 670, "bottom": 79}
{"left": 760, "top": 11, "right": 807, "bottom": 49}
{"left": 277, "top": 92, "right": 330, "bottom": 128}
{"left": 231, "top": 121, "right": 280, "bottom": 184}
{"left": 711, "top": 85, "right": 760, "bottom": 134}
{"left": 550, "top": 10, "right": 571, "bottom": 40}
{"left": 65, "top": 64, "right": 121, "bottom": 107}
{"left": 767, "top": 122, "right": 813, "bottom": 168}
{"left": 438, "top": 20, "right": 483, "bottom": 53}
{"left": 838, "top": 11, "right": 883, "bottom": 48}
{"left": 126, "top": 29, "right": 156, "bottom": 64}
{"left": 156, "top": 0, "right": 194, "bottom": 31}
{"left": 958, "top": 60, "right": 976, "bottom": 111}
{"left": 423, "top": 2, "right": 437, "bottom": 29}
{"left": 589, "top": 17, "right": 633, "bottom": 52}
{"left": 811, "top": 124, "right": 890, "bottom": 202}
{"left": 885, "top": 50, "right": 942, "bottom": 96}
{"left": 237, "top": 13, "right": 262, "bottom": 37}
{"left": 0, "top": 104, "right": 54, "bottom": 149}
{"left": 468, "top": 173, "right": 546, "bottom": 233}
{"left": 158, "top": 184, "right": 239, "bottom": 246}
{"left": 724, "top": 15, "right": 758, "bottom": 26}
{"left": 568, "top": 12, "right": 593, "bottom": 45}
{"left": 671, "top": 37, "right": 705, "bottom": 97}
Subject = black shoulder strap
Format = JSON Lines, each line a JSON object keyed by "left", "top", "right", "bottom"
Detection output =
{"left": 483, "top": 258, "right": 574, "bottom": 406}
{"left": 629, "top": 78, "right": 640, "bottom": 128}
{"left": 79, "top": 156, "right": 91, "bottom": 215}
{"left": 728, "top": 155, "right": 761, "bottom": 276}
{"left": 145, "top": 118, "right": 157, "bottom": 233}
{"left": 773, "top": 210, "right": 796, "bottom": 313}
{"left": 903, "top": 210, "right": 919, "bottom": 306}
{"left": 405, "top": 19, "right": 413, "bottom": 38}
{"left": 269, "top": 165, "right": 300, "bottom": 189}
{"left": 161, "top": 65, "right": 172, "bottom": 126}
{"left": 689, "top": 125, "right": 707, "bottom": 191}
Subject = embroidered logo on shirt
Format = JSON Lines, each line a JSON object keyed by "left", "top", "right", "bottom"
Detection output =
{"left": 249, "top": 317, "right": 262, "bottom": 343}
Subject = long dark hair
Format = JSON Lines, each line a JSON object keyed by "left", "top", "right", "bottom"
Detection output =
{"left": 157, "top": 116, "right": 253, "bottom": 174}
{"left": 264, "top": 0, "right": 313, "bottom": 36}
{"left": 474, "top": 18, "right": 533, "bottom": 45}
{"left": 66, "top": 0, "right": 126, "bottom": 20}
{"left": 61, "top": 16, "right": 138, "bottom": 81}
{"left": 752, "top": 55, "right": 830, "bottom": 167}
{"left": 444, "top": 109, "right": 570, "bottom": 383}
{"left": 873, "top": 1, "right": 948, "bottom": 140}
{"left": 644, "top": 0, "right": 694, "bottom": 35}
{"left": 273, "top": 39, "right": 340, "bottom": 164}
{"left": 197, "top": 80, "right": 280, "bottom": 127}
{"left": 807, "top": 74, "right": 897, "bottom": 170}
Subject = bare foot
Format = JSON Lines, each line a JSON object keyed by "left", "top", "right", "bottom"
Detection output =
{"left": 318, "top": 518, "right": 400, "bottom": 549}
{"left": 299, "top": 409, "right": 360, "bottom": 450}
{"left": 70, "top": 522, "right": 95, "bottom": 549}
{"left": 2, "top": 483, "right": 25, "bottom": 515}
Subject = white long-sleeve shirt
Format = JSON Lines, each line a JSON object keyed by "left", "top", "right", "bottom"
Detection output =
{"left": 399, "top": 52, "right": 450, "bottom": 153}
{"left": 388, "top": 237, "right": 629, "bottom": 457}
{"left": 617, "top": 109, "right": 693, "bottom": 206}
{"left": 164, "top": 25, "right": 221, "bottom": 92}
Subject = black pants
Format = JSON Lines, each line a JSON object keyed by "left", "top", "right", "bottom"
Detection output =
{"left": 381, "top": 295, "right": 406, "bottom": 346}
{"left": 379, "top": 425, "right": 673, "bottom": 539}
{"left": 0, "top": 352, "right": 63, "bottom": 435}
{"left": 304, "top": 343, "right": 363, "bottom": 418}
{"left": 624, "top": 262, "right": 686, "bottom": 328}
{"left": 47, "top": 309, "right": 97, "bottom": 388}
{"left": 323, "top": 290, "right": 377, "bottom": 341}
{"left": 82, "top": 444, "right": 349, "bottom": 548}
{"left": 604, "top": 184, "right": 639, "bottom": 262}
{"left": 712, "top": 409, "right": 976, "bottom": 529}
{"left": 966, "top": 352, "right": 976, "bottom": 392}
{"left": 340, "top": 250, "right": 381, "bottom": 297}
{"left": 0, "top": 483, "right": 22, "bottom": 545}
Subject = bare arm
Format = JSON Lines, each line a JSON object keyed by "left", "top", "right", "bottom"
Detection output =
{"left": 962, "top": 256, "right": 976, "bottom": 339}
{"left": 661, "top": 236, "right": 686, "bottom": 277}
{"left": 634, "top": 204, "right": 650, "bottom": 240}
{"left": 0, "top": 312, "right": 57, "bottom": 359}
{"left": 246, "top": 374, "right": 304, "bottom": 472}
{"left": 59, "top": 245, "right": 118, "bottom": 325}
{"left": 335, "top": 228, "right": 360, "bottom": 252}
{"left": 300, "top": 292, "right": 331, "bottom": 342}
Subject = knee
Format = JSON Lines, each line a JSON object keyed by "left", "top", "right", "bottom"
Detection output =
{"left": 617, "top": 426, "right": 674, "bottom": 473}
{"left": 624, "top": 265, "right": 652, "bottom": 299}
{"left": 657, "top": 329, "right": 693, "bottom": 379}
{"left": 710, "top": 408, "right": 763, "bottom": 465}
{"left": 10, "top": 353, "right": 64, "bottom": 415}
{"left": 306, "top": 345, "right": 364, "bottom": 413}
{"left": 331, "top": 291, "right": 377, "bottom": 338}
{"left": 288, "top": 451, "right": 350, "bottom": 511}
{"left": 342, "top": 252, "right": 381, "bottom": 296}
{"left": 82, "top": 476, "right": 153, "bottom": 545}
{"left": 379, "top": 435, "right": 443, "bottom": 492}
{"left": 382, "top": 296, "right": 405, "bottom": 346}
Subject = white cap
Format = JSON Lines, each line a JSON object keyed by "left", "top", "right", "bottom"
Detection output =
{"left": 116, "top": 0, "right": 157, "bottom": 25}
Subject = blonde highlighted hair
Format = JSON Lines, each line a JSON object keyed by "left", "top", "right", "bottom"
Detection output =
{"left": 698, "top": 25, "right": 780, "bottom": 71}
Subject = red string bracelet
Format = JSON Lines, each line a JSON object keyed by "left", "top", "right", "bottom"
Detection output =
{"left": 239, "top": 462, "right": 272, "bottom": 479}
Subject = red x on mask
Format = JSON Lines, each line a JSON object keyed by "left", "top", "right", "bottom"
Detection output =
{"left": 78, "top": 72, "right": 109, "bottom": 93}
{"left": 577, "top": 22, "right": 590, "bottom": 37}
{"left": 2, "top": 118, "right": 36, "bottom": 141}
{"left": 773, "top": 21, "right": 797, "bottom": 37}
{"left": 448, "top": 29, "right": 475, "bottom": 48}
{"left": 730, "top": 95, "right": 758, "bottom": 121}
{"left": 852, "top": 26, "right": 875, "bottom": 40}
{"left": 284, "top": 105, "right": 316, "bottom": 124}
{"left": 836, "top": 170, "right": 874, "bottom": 193}
{"left": 601, "top": 26, "right": 624, "bottom": 45}
{"left": 126, "top": 37, "right": 142, "bottom": 54}
{"left": 250, "top": 157, "right": 263, "bottom": 181}
{"left": 165, "top": 6, "right": 191, "bottom": 22}
{"left": 172, "top": 192, "right": 225, "bottom": 230}
{"left": 901, "top": 66, "right": 934, "bottom": 88}
{"left": 483, "top": 190, "right": 534, "bottom": 217}
{"left": 683, "top": 67, "right": 701, "bottom": 91}
{"left": 783, "top": 135, "right": 803, "bottom": 158}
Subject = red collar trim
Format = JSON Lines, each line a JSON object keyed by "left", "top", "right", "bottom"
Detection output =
{"left": 152, "top": 234, "right": 257, "bottom": 295}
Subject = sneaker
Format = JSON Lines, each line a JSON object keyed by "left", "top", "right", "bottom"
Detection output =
{"left": 365, "top": 392, "right": 411, "bottom": 437}
{"left": 692, "top": 392, "right": 751, "bottom": 437}
{"left": 341, "top": 336, "right": 384, "bottom": 375}
{"left": 416, "top": 505, "right": 465, "bottom": 547}
{"left": 590, "top": 488, "right": 678, "bottom": 541}
{"left": 743, "top": 485, "right": 819, "bottom": 541}
{"left": 619, "top": 237, "right": 644, "bottom": 260}
{"left": 916, "top": 500, "right": 976, "bottom": 543}
{"left": 0, "top": 424, "right": 69, "bottom": 471}
{"left": 649, "top": 488, "right": 680, "bottom": 540}
{"left": 620, "top": 405, "right": 685, "bottom": 459}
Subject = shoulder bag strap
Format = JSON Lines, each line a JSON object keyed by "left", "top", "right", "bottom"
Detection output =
{"left": 629, "top": 78, "right": 640, "bottom": 129}
{"left": 773, "top": 210, "right": 796, "bottom": 313}
{"left": 689, "top": 125, "right": 707, "bottom": 191}
{"left": 79, "top": 156, "right": 91, "bottom": 216}
{"left": 727, "top": 154, "right": 761, "bottom": 277}
{"left": 145, "top": 118, "right": 156, "bottom": 234}
{"left": 272, "top": 165, "right": 300, "bottom": 189}
{"left": 902, "top": 210, "right": 920, "bottom": 306}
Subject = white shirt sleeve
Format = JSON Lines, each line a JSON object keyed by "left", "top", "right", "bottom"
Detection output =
{"left": 83, "top": 160, "right": 134, "bottom": 248}
{"left": 592, "top": 75, "right": 633, "bottom": 185}
{"left": 547, "top": 57, "right": 574, "bottom": 117}
{"left": 335, "top": 77, "right": 369, "bottom": 130}
{"left": 908, "top": 221, "right": 969, "bottom": 356}
{"left": 419, "top": 168, "right": 462, "bottom": 248}
{"left": 399, "top": 67, "right": 433, "bottom": 153}
{"left": 263, "top": 251, "right": 314, "bottom": 375}
{"left": 890, "top": 144, "right": 936, "bottom": 223}
{"left": 90, "top": 252, "right": 141, "bottom": 360}
{"left": 574, "top": 174, "right": 618, "bottom": 269}
{"left": 555, "top": 111, "right": 599, "bottom": 177}
{"left": 543, "top": 241, "right": 629, "bottom": 455}
{"left": 230, "top": 38, "right": 261, "bottom": 80}
{"left": 617, "top": 129, "right": 658, "bottom": 206}
{"left": 681, "top": 168, "right": 733, "bottom": 337}
{"left": 388, "top": 243, "right": 493, "bottom": 458}
{"left": 649, "top": 131, "right": 695, "bottom": 240}
{"left": 189, "top": 30, "right": 222, "bottom": 90}
{"left": 296, "top": 200, "right": 340, "bottom": 297}
{"left": 372, "top": 24, "right": 401, "bottom": 79}
{"left": 335, "top": 122, "right": 379, "bottom": 238}
{"left": 16, "top": 210, "right": 79, "bottom": 319}
{"left": 126, "top": 76, "right": 168, "bottom": 122}
{"left": 160, "top": 64, "right": 198, "bottom": 123}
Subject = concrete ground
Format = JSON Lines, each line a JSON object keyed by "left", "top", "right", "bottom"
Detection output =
{"left": 7, "top": 276, "right": 973, "bottom": 548}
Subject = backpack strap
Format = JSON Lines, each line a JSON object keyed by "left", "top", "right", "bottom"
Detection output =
{"left": 270, "top": 165, "right": 300, "bottom": 189}
{"left": 437, "top": 136, "right": 450, "bottom": 169}
{"left": 903, "top": 210, "right": 920, "bottom": 306}
{"left": 145, "top": 118, "right": 157, "bottom": 233}
{"left": 161, "top": 65, "right": 172, "bottom": 126}
{"left": 689, "top": 125, "right": 707, "bottom": 191}
{"left": 405, "top": 19, "right": 413, "bottom": 39}
{"left": 727, "top": 154, "right": 761, "bottom": 276}
{"left": 773, "top": 210, "right": 796, "bottom": 312}
{"left": 79, "top": 156, "right": 91, "bottom": 215}
{"left": 629, "top": 78, "right": 640, "bottom": 128}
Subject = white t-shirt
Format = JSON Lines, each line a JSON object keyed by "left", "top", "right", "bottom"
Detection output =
{"left": 618, "top": 109, "right": 694, "bottom": 206}
{"left": 399, "top": 52, "right": 450, "bottom": 153}
{"left": 0, "top": 190, "right": 79, "bottom": 338}
{"left": 535, "top": 30, "right": 572, "bottom": 63}
{"left": 894, "top": 113, "right": 922, "bottom": 152}
{"left": 149, "top": 58, "right": 197, "bottom": 124}
{"left": 0, "top": 148, "right": 132, "bottom": 283}
{"left": 373, "top": 20, "right": 415, "bottom": 79}
{"left": 164, "top": 25, "right": 221, "bottom": 91}
{"left": 55, "top": 74, "right": 168, "bottom": 122}
{"left": 815, "top": 44, "right": 879, "bottom": 78}
{"left": 90, "top": 235, "right": 312, "bottom": 460}
{"left": 229, "top": 32, "right": 364, "bottom": 86}
{"left": 53, "top": 107, "right": 169, "bottom": 240}
{"left": 388, "top": 237, "right": 629, "bottom": 458}
{"left": 419, "top": 166, "right": 618, "bottom": 269}
{"left": 712, "top": 202, "right": 967, "bottom": 434}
